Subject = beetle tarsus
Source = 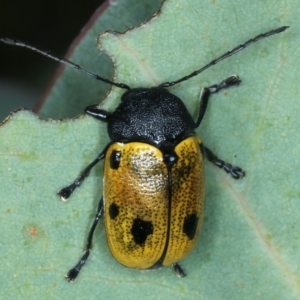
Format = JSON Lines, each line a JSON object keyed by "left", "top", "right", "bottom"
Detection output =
{"left": 173, "top": 263, "right": 186, "bottom": 278}
{"left": 57, "top": 175, "right": 85, "bottom": 200}
{"left": 214, "top": 160, "right": 245, "bottom": 179}
{"left": 223, "top": 74, "right": 241, "bottom": 87}
{"left": 204, "top": 146, "right": 245, "bottom": 179}
{"left": 58, "top": 184, "right": 76, "bottom": 201}
{"left": 194, "top": 75, "right": 241, "bottom": 128}
{"left": 65, "top": 250, "right": 90, "bottom": 282}
{"left": 209, "top": 75, "right": 241, "bottom": 93}
{"left": 65, "top": 267, "right": 80, "bottom": 282}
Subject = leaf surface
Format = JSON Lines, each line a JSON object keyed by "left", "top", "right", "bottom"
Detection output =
{"left": 0, "top": 0, "right": 299, "bottom": 299}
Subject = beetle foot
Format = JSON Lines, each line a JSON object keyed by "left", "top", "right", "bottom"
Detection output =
{"left": 204, "top": 146, "right": 245, "bottom": 179}
{"left": 173, "top": 263, "right": 186, "bottom": 278}
{"left": 208, "top": 75, "right": 241, "bottom": 93}
{"left": 65, "top": 250, "right": 90, "bottom": 282}
{"left": 65, "top": 267, "right": 80, "bottom": 282}
{"left": 228, "top": 165, "right": 245, "bottom": 179}
{"left": 224, "top": 74, "right": 241, "bottom": 87}
{"left": 214, "top": 160, "right": 245, "bottom": 179}
{"left": 58, "top": 184, "right": 76, "bottom": 201}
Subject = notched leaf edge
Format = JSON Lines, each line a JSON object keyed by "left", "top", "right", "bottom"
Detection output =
{"left": 96, "top": 0, "right": 165, "bottom": 52}
{"left": 0, "top": 108, "right": 86, "bottom": 128}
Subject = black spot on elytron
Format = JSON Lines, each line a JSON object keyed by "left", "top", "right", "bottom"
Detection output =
{"left": 110, "top": 150, "right": 122, "bottom": 169}
{"left": 131, "top": 218, "right": 153, "bottom": 245}
{"left": 109, "top": 203, "right": 119, "bottom": 220}
{"left": 183, "top": 213, "right": 199, "bottom": 240}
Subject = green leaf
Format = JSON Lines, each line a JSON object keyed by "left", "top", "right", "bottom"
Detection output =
{"left": 1, "top": 0, "right": 299, "bottom": 299}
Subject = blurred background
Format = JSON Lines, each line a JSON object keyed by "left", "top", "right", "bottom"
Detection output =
{"left": 0, "top": 0, "right": 106, "bottom": 122}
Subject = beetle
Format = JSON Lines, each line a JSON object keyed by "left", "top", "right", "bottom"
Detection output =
{"left": 1, "top": 25, "right": 288, "bottom": 280}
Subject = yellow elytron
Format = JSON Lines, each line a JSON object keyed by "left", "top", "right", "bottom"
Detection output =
{"left": 104, "top": 137, "right": 204, "bottom": 269}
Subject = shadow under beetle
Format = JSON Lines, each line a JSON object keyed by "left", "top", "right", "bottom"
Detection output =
{"left": 1, "top": 25, "right": 289, "bottom": 281}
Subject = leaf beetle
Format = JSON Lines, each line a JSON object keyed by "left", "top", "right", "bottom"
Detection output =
{"left": 0, "top": 25, "right": 289, "bottom": 280}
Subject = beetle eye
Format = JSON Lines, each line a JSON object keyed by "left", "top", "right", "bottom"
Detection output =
{"left": 110, "top": 150, "right": 122, "bottom": 169}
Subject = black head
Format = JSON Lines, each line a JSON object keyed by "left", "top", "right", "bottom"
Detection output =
{"left": 107, "top": 87, "right": 196, "bottom": 145}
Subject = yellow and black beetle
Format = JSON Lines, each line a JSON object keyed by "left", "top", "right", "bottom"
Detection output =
{"left": 0, "top": 25, "right": 288, "bottom": 280}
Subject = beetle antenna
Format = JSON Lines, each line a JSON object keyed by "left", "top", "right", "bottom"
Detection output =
{"left": 159, "top": 26, "right": 289, "bottom": 88}
{"left": 0, "top": 38, "right": 131, "bottom": 90}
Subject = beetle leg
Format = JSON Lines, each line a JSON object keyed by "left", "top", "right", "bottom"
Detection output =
{"left": 65, "top": 197, "right": 104, "bottom": 282}
{"left": 204, "top": 146, "right": 245, "bottom": 179}
{"left": 172, "top": 263, "right": 186, "bottom": 278}
{"left": 194, "top": 75, "right": 241, "bottom": 128}
{"left": 58, "top": 146, "right": 108, "bottom": 201}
